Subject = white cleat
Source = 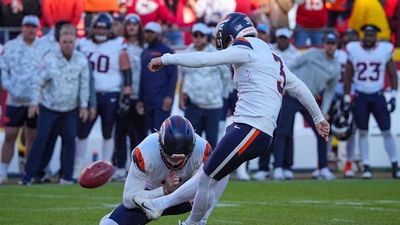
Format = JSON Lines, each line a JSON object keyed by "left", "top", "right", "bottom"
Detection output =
{"left": 361, "top": 171, "right": 372, "bottom": 179}
{"left": 395, "top": 170, "right": 400, "bottom": 179}
{"left": 343, "top": 169, "right": 355, "bottom": 178}
{"left": 273, "top": 167, "right": 284, "bottom": 181}
{"left": 133, "top": 195, "right": 163, "bottom": 220}
{"left": 320, "top": 167, "right": 336, "bottom": 180}
{"left": 311, "top": 169, "right": 321, "bottom": 179}
{"left": 252, "top": 170, "right": 270, "bottom": 181}
{"left": 235, "top": 163, "right": 251, "bottom": 181}
{"left": 283, "top": 169, "right": 294, "bottom": 180}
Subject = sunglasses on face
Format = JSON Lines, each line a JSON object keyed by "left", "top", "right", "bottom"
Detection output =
{"left": 192, "top": 32, "right": 205, "bottom": 38}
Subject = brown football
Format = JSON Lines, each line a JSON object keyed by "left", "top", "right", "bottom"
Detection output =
{"left": 79, "top": 160, "right": 115, "bottom": 188}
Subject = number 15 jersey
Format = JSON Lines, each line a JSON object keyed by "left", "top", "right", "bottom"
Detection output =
{"left": 78, "top": 37, "right": 125, "bottom": 92}
{"left": 346, "top": 41, "right": 393, "bottom": 94}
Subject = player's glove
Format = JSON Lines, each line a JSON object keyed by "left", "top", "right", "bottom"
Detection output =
{"left": 387, "top": 90, "right": 397, "bottom": 113}
{"left": 118, "top": 94, "right": 131, "bottom": 114}
{"left": 342, "top": 94, "right": 352, "bottom": 113}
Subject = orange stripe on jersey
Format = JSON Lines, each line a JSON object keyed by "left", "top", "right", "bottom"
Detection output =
{"left": 202, "top": 143, "right": 212, "bottom": 162}
{"left": 236, "top": 37, "right": 250, "bottom": 43}
{"left": 238, "top": 129, "right": 261, "bottom": 156}
{"left": 133, "top": 147, "right": 145, "bottom": 172}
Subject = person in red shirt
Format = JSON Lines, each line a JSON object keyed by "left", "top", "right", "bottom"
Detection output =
{"left": 126, "top": 0, "right": 176, "bottom": 26}
{"left": 294, "top": 0, "right": 328, "bottom": 47}
{"left": 41, "top": 0, "right": 83, "bottom": 27}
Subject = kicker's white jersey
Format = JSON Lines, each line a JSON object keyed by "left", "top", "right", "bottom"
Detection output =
{"left": 131, "top": 133, "right": 210, "bottom": 190}
{"left": 78, "top": 37, "right": 125, "bottom": 92}
{"left": 162, "top": 37, "right": 324, "bottom": 136}
{"left": 346, "top": 41, "right": 393, "bottom": 94}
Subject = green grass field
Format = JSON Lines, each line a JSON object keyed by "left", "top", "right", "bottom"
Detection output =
{"left": 0, "top": 180, "right": 400, "bottom": 225}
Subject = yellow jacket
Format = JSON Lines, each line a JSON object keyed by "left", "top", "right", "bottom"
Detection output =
{"left": 348, "top": 0, "right": 391, "bottom": 40}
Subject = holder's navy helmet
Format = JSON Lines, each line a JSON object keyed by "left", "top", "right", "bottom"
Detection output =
{"left": 158, "top": 116, "right": 196, "bottom": 170}
{"left": 214, "top": 12, "right": 258, "bottom": 50}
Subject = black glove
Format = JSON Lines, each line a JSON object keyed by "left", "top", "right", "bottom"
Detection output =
{"left": 387, "top": 97, "right": 396, "bottom": 113}
{"left": 118, "top": 95, "right": 131, "bottom": 114}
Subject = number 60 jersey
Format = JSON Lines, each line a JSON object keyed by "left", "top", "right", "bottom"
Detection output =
{"left": 78, "top": 37, "right": 126, "bottom": 92}
{"left": 346, "top": 41, "right": 394, "bottom": 94}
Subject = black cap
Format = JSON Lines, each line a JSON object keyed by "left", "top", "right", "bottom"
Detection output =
{"left": 361, "top": 24, "right": 381, "bottom": 33}
{"left": 344, "top": 28, "right": 357, "bottom": 35}
{"left": 324, "top": 32, "right": 338, "bottom": 43}
{"left": 113, "top": 14, "right": 125, "bottom": 23}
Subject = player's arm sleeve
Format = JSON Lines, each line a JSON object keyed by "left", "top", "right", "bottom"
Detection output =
{"left": 79, "top": 59, "right": 90, "bottom": 108}
{"left": 123, "top": 162, "right": 149, "bottom": 209}
{"left": 88, "top": 62, "right": 97, "bottom": 108}
{"left": 202, "top": 142, "right": 212, "bottom": 163}
{"left": 165, "top": 49, "right": 178, "bottom": 98}
{"left": 284, "top": 67, "right": 325, "bottom": 123}
{"left": 386, "top": 58, "right": 398, "bottom": 91}
{"left": 161, "top": 46, "right": 251, "bottom": 68}
{"left": 123, "top": 148, "right": 165, "bottom": 209}
{"left": 120, "top": 51, "right": 132, "bottom": 88}
{"left": 344, "top": 59, "right": 354, "bottom": 95}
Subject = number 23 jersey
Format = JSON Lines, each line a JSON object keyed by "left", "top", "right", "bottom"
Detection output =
{"left": 78, "top": 37, "right": 125, "bottom": 92}
{"left": 346, "top": 41, "right": 393, "bottom": 94}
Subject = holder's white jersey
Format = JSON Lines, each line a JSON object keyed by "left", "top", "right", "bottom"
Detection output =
{"left": 122, "top": 133, "right": 211, "bottom": 208}
{"left": 78, "top": 37, "right": 125, "bottom": 92}
{"left": 346, "top": 41, "right": 393, "bottom": 94}
{"left": 162, "top": 37, "right": 324, "bottom": 136}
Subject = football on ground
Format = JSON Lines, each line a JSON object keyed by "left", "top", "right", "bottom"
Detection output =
{"left": 78, "top": 160, "right": 114, "bottom": 188}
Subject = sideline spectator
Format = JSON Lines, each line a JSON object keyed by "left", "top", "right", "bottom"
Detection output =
{"left": 256, "top": 24, "right": 270, "bottom": 43}
{"left": 273, "top": 33, "right": 340, "bottom": 180}
{"left": 112, "top": 13, "right": 146, "bottom": 181}
{"left": 126, "top": 0, "right": 176, "bottom": 26}
{"left": 180, "top": 23, "right": 230, "bottom": 149}
{"left": 295, "top": 0, "right": 328, "bottom": 47}
{"left": 343, "top": 25, "right": 400, "bottom": 179}
{"left": 83, "top": 0, "right": 120, "bottom": 29}
{"left": 253, "top": 27, "right": 301, "bottom": 181}
{"left": 385, "top": 0, "right": 400, "bottom": 46}
{"left": 189, "top": 0, "right": 236, "bottom": 25}
{"left": 41, "top": 0, "right": 83, "bottom": 28}
{"left": 77, "top": 13, "right": 132, "bottom": 163}
{"left": 137, "top": 22, "right": 177, "bottom": 134}
{"left": 0, "top": 0, "right": 41, "bottom": 40}
{"left": 348, "top": 0, "right": 391, "bottom": 40}
{"left": 265, "top": 0, "right": 294, "bottom": 28}
{"left": 0, "top": 15, "right": 41, "bottom": 184}
{"left": 21, "top": 24, "right": 90, "bottom": 185}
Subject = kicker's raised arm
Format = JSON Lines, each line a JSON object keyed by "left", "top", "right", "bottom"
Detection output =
{"left": 148, "top": 46, "right": 251, "bottom": 71}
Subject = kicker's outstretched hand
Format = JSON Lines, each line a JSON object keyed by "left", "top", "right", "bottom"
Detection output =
{"left": 148, "top": 57, "right": 165, "bottom": 72}
{"left": 316, "top": 120, "right": 330, "bottom": 141}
